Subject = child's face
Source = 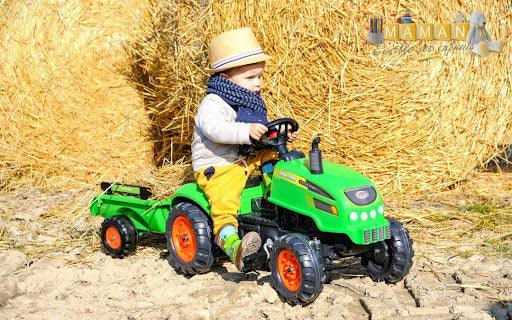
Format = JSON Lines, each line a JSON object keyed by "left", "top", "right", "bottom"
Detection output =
{"left": 220, "top": 62, "right": 265, "bottom": 93}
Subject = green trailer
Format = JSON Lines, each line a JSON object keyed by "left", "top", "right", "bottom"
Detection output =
{"left": 90, "top": 118, "right": 414, "bottom": 305}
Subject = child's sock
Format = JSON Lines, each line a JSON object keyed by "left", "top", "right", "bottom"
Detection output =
{"left": 217, "top": 225, "right": 241, "bottom": 261}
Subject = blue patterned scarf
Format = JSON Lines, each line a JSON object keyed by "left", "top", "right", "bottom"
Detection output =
{"left": 206, "top": 74, "right": 268, "bottom": 125}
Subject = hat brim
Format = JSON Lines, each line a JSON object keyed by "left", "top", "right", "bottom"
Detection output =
{"left": 205, "top": 54, "right": 272, "bottom": 74}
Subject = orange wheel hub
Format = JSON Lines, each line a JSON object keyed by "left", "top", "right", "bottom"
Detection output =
{"left": 277, "top": 249, "right": 302, "bottom": 292}
{"left": 172, "top": 216, "right": 197, "bottom": 263}
{"left": 105, "top": 226, "right": 122, "bottom": 250}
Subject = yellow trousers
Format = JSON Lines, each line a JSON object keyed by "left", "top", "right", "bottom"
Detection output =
{"left": 194, "top": 150, "right": 277, "bottom": 235}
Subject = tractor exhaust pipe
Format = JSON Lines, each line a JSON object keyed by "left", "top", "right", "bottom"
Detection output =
{"left": 309, "top": 137, "right": 323, "bottom": 174}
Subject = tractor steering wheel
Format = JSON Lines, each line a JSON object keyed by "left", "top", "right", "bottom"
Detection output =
{"left": 251, "top": 118, "right": 299, "bottom": 154}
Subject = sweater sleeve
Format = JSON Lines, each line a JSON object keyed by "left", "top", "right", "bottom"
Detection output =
{"left": 195, "top": 96, "right": 252, "bottom": 145}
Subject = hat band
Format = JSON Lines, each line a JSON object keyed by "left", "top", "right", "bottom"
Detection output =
{"left": 211, "top": 49, "right": 264, "bottom": 70}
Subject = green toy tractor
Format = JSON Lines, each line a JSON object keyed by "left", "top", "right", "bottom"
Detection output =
{"left": 90, "top": 118, "right": 414, "bottom": 305}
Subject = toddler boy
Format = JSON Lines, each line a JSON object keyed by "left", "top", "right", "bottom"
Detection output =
{"left": 191, "top": 27, "right": 296, "bottom": 271}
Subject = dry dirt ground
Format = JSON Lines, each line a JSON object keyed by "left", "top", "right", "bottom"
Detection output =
{"left": 0, "top": 181, "right": 511, "bottom": 320}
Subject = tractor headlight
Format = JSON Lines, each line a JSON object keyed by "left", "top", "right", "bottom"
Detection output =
{"left": 344, "top": 186, "right": 377, "bottom": 206}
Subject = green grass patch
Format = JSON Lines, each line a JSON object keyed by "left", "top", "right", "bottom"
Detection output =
{"left": 482, "top": 239, "right": 512, "bottom": 257}
{"left": 458, "top": 201, "right": 498, "bottom": 215}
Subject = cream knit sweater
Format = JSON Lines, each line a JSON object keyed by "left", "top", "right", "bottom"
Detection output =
{"left": 191, "top": 94, "right": 252, "bottom": 172}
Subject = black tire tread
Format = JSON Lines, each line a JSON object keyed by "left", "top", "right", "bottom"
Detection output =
{"left": 362, "top": 218, "right": 414, "bottom": 283}
{"left": 100, "top": 215, "right": 138, "bottom": 258}
{"left": 269, "top": 234, "right": 324, "bottom": 305}
{"left": 165, "top": 202, "right": 214, "bottom": 275}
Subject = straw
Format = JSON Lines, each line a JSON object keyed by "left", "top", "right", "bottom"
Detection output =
{"left": 0, "top": 0, "right": 154, "bottom": 192}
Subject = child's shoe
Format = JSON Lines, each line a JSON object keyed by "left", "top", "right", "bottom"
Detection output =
{"left": 234, "top": 231, "right": 262, "bottom": 271}
{"left": 217, "top": 225, "right": 261, "bottom": 271}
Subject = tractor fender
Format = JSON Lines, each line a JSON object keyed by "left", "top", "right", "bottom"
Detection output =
{"left": 166, "top": 183, "right": 211, "bottom": 215}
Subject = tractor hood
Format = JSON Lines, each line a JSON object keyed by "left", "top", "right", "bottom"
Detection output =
{"left": 273, "top": 157, "right": 374, "bottom": 200}
{"left": 269, "top": 157, "right": 389, "bottom": 245}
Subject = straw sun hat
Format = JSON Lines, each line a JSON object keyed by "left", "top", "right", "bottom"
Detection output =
{"left": 205, "top": 27, "right": 271, "bottom": 73}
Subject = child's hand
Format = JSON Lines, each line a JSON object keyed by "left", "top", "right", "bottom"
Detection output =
{"left": 250, "top": 123, "right": 268, "bottom": 140}
{"left": 287, "top": 130, "right": 298, "bottom": 142}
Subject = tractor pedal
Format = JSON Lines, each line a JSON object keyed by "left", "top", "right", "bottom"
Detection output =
{"left": 241, "top": 251, "right": 267, "bottom": 273}
{"left": 238, "top": 213, "right": 279, "bottom": 228}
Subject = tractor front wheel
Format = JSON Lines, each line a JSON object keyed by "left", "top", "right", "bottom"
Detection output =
{"left": 362, "top": 218, "right": 414, "bottom": 283}
{"left": 269, "top": 234, "right": 324, "bottom": 305}
{"left": 166, "top": 202, "right": 214, "bottom": 275}
{"left": 100, "top": 216, "right": 138, "bottom": 258}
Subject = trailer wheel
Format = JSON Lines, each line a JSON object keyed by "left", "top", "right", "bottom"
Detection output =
{"left": 101, "top": 216, "right": 137, "bottom": 258}
{"left": 166, "top": 202, "right": 214, "bottom": 275}
{"left": 362, "top": 218, "right": 414, "bottom": 283}
{"left": 269, "top": 234, "right": 324, "bottom": 305}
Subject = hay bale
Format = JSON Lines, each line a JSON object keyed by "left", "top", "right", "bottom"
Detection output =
{"left": 128, "top": 0, "right": 512, "bottom": 196}
{"left": 0, "top": 0, "right": 153, "bottom": 191}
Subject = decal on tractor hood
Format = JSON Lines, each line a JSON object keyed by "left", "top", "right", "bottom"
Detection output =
{"left": 299, "top": 179, "right": 334, "bottom": 200}
{"left": 275, "top": 169, "right": 334, "bottom": 200}
{"left": 279, "top": 170, "right": 298, "bottom": 182}
{"left": 355, "top": 190, "right": 369, "bottom": 200}
{"left": 274, "top": 169, "right": 307, "bottom": 189}
{"left": 344, "top": 186, "right": 377, "bottom": 206}
{"left": 275, "top": 169, "right": 306, "bottom": 189}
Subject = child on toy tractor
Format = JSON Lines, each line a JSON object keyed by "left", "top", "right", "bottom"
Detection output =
{"left": 191, "top": 27, "right": 298, "bottom": 271}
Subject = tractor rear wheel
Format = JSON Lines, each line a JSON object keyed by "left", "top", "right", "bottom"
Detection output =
{"left": 100, "top": 216, "right": 138, "bottom": 258}
{"left": 166, "top": 202, "right": 214, "bottom": 275}
{"left": 362, "top": 218, "right": 414, "bottom": 283}
{"left": 269, "top": 234, "right": 324, "bottom": 305}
